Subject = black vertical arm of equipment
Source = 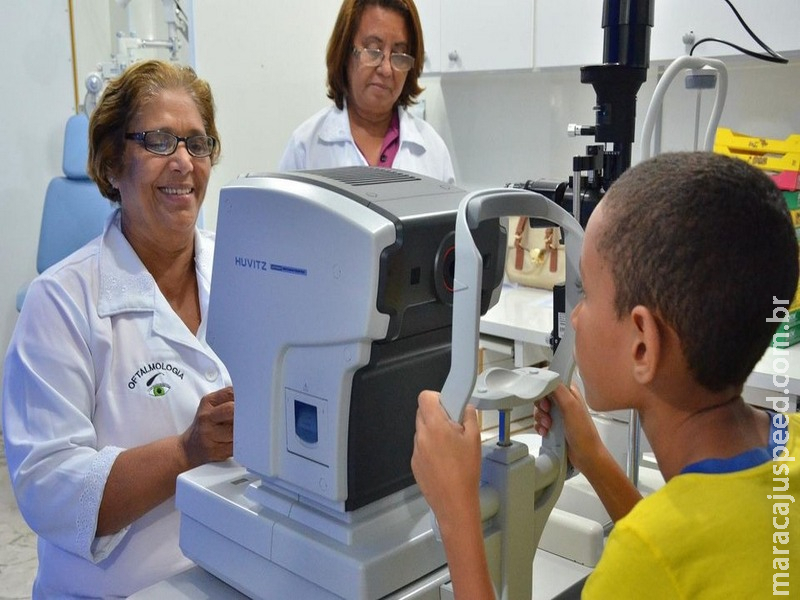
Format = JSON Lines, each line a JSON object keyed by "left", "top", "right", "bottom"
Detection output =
{"left": 581, "top": 0, "right": 654, "bottom": 181}
{"left": 602, "top": 0, "right": 654, "bottom": 68}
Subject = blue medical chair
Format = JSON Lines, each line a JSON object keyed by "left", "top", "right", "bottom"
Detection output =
{"left": 16, "top": 113, "right": 116, "bottom": 311}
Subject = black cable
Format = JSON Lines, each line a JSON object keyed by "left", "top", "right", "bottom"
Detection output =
{"left": 691, "top": 37, "right": 787, "bottom": 63}
{"left": 689, "top": 0, "right": 788, "bottom": 64}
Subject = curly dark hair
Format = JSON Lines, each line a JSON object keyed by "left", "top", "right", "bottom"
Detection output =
{"left": 598, "top": 152, "right": 799, "bottom": 391}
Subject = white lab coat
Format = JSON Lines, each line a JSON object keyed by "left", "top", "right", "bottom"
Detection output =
{"left": 278, "top": 103, "right": 456, "bottom": 183}
{"left": 2, "top": 210, "right": 231, "bottom": 599}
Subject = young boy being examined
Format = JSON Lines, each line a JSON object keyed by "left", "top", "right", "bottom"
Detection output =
{"left": 411, "top": 152, "right": 800, "bottom": 600}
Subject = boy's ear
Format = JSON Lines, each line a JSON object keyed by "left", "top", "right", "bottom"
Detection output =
{"left": 629, "top": 305, "right": 662, "bottom": 384}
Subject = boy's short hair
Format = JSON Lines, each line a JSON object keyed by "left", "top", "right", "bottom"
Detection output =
{"left": 598, "top": 151, "right": 799, "bottom": 392}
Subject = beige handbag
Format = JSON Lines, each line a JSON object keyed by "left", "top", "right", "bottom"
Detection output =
{"left": 505, "top": 216, "right": 566, "bottom": 290}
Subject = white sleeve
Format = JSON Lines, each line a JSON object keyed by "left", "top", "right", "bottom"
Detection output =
{"left": 428, "top": 123, "right": 455, "bottom": 184}
{"left": 277, "top": 133, "right": 305, "bottom": 171}
{"left": 2, "top": 275, "right": 129, "bottom": 562}
{"left": 441, "top": 148, "right": 456, "bottom": 184}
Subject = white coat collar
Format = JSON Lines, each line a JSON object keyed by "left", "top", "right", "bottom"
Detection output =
{"left": 319, "top": 102, "right": 425, "bottom": 149}
{"left": 96, "top": 209, "right": 214, "bottom": 318}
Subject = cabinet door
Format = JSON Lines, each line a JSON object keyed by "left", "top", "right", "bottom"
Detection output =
{"left": 416, "top": 0, "right": 442, "bottom": 74}
{"left": 534, "top": 0, "right": 604, "bottom": 69}
{"left": 440, "top": 0, "right": 534, "bottom": 72}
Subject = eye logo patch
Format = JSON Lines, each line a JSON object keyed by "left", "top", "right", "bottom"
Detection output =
{"left": 146, "top": 373, "right": 172, "bottom": 397}
{"left": 127, "top": 362, "right": 185, "bottom": 394}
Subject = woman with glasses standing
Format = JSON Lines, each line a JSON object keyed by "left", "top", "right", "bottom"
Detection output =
{"left": 279, "top": 0, "right": 455, "bottom": 183}
{"left": 2, "top": 59, "right": 234, "bottom": 598}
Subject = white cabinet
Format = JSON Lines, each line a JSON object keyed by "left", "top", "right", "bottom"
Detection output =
{"left": 534, "top": 0, "right": 604, "bottom": 69}
{"left": 416, "top": 0, "right": 443, "bottom": 73}
{"left": 648, "top": 0, "right": 800, "bottom": 63}
{"left": 418, "top": 0, "right": 534, "bottom": 75}
{"left": 534, "top": 0, "right": 800, "bottom": 70}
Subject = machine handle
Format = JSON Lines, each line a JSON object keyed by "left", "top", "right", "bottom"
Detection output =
{"left": 437, "top": 187, "right": 585, "bottom": 553}
{"left": 439, "top": 188, "right": 583, "bottom": 423}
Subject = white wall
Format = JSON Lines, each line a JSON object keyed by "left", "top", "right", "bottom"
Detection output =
{"left": 1, "top": 1, "right": 799, "bottom": 387}
{"left": 185, "top": 0, "right": 343, "bottom": 230}
{"left": 0, "top": 1, "right": 75, "bottom": 386}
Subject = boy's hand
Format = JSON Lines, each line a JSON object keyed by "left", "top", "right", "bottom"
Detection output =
{"left": 536, "top": 383, "right": 643, "bottom": 521}
{"left": 412, "top": 392, "right": 498, "bottom": 600}
{"left": 411, "top": 391, "right": 482, "bottom": 527}
{"left": 534, "top": 383, "right": 605, "bottom": 475}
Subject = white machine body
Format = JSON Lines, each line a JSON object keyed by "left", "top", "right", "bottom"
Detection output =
{"left": 206, "top": 173, "right": 394, "bottom": 509}
{"left": 178, "top": 168, "right": 508, "bottom": 599}
{"left": 176, "top": 169, "right": 583, "bottom": 599}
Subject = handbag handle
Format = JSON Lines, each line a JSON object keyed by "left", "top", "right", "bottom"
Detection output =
{"left": 514, "top": 216, "right": 527, "bottom": 270}
{"left": 545, "top": 227, "right": 559, "bottom": 273}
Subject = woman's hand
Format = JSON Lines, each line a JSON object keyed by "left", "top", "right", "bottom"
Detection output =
{"left": 180, "top": 386, "right": 235, "bottom": 468}
{"left": 98, "top": 386, "right": 235, "bottom": 535}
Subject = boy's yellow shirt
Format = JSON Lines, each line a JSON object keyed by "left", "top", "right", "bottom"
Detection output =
{"left": 584, "top": 413, "right": 799, "bottom": 599}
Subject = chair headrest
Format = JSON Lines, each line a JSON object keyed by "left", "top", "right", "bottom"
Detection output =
{"left": 63, "top": 113, "right": 91, "bottom": 180}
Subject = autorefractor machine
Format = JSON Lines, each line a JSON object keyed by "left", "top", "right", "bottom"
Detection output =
{"left": 176, "top": 167, "right": 584, "bottom": 599}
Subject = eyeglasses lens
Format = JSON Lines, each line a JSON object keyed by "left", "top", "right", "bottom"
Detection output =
{"left": 143, "top": 132, "right": 214, "bottom": 157}
{"left": 390, "top": 54, "right": 414, "bottom": 71}
{"left": 144, "top": 132, "right": 174, "bottom": 154}
{"left": 186, "top": 137, "right": 214, "bottom": 157}
{"left": 356, "top": 48, "right": 414, "bottom": 72}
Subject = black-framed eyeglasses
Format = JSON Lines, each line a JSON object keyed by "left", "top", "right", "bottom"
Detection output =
{"left": 352, "top": 46, "right": 415, "bottom": 72}
{"left": 124, "top": 130, "right": 217, "bottom": 158}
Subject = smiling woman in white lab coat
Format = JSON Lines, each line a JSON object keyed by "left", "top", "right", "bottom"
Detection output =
{"left": 2, "top": 60, "right": 234, "bottom": 599}
{"left": 279, "top": 0, "right": 455, "bottom": 183}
